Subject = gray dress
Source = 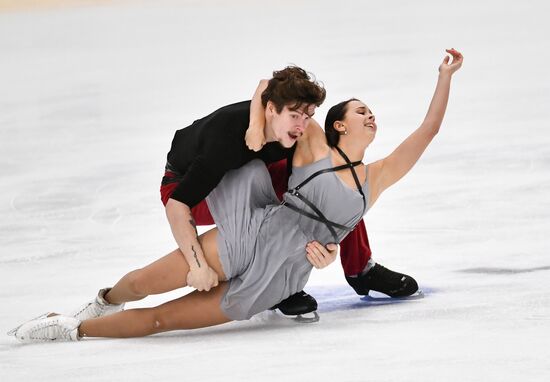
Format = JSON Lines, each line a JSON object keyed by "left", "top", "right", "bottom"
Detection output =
{"left": 206, "top": 153, "right": 369, "bottom": 320}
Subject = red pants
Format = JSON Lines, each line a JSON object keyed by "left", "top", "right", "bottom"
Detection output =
{"left": 160, "top": 159, "right": 372, "bottom": 276}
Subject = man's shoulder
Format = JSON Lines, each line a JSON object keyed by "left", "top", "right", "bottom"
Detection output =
{"left": 210, "top": 100, "right": 251, "bottom": 118}
{"left": 194, "top": 100, "right": 251, "bottom": 136}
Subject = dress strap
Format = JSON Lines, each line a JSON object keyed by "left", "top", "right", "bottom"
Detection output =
{"left": 292, "top": 161, "right": 362, "bottom": 192}
{"left": 334, "top": 146, "right": 367, "bottom": 218}
{"left": 282, "top": 148, "right": 365, "bottom": 243}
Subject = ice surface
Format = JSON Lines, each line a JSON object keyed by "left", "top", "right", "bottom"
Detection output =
{"left": 1, "top": 0, "right": 549, "bottom": 381}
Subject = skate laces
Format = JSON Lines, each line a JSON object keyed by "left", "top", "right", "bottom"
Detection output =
{"left": 72, "top": 290, "right": 123, "bottom": 320}
{"left": 28, "top": 317, "right": 76, "bottom": 341}
{"left": 73, "top": 301, "right": 104, "bottom": 318}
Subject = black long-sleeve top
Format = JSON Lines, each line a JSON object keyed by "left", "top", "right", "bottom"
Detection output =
{"left": 166, "top": 100, "right": 293, "bottom": 207}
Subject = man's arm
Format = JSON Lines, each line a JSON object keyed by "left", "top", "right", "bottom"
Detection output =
{"left": 165, "top": 199, "right": 218, "bottom": 291}
{"left": 166, "top": 157, "right": 226, "bottom": 291}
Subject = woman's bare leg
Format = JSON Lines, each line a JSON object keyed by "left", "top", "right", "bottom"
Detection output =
{"left": 79, "top": 283, "right": 231, "bottom": 338}
{"left": 104, "top": 228, "right": 224, "bottom": 304}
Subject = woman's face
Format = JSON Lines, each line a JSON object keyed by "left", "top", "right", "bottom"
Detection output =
{"left": 342, "top": 100, "right": 377, "bottom": 146}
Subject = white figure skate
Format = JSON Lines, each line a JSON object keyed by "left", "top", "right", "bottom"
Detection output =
{"left": 9, "top": 314, "right": 80, "bottom": 343}
{"left": 71, "top": 287, "right": 125, "bottom": 321}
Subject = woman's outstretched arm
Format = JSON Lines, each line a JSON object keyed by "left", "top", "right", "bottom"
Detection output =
{"left": 368, "top": 49, "right": 463, "bottom": 205}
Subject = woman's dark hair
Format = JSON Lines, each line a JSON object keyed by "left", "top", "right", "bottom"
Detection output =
{"left": 261, "top": 66, "right": 326, "bottom": 112}
{"left": 324, "top": 98, "right": 359, "bottom": 147}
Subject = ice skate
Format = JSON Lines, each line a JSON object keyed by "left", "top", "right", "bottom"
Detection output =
{"left": 11, "top": 314, "right": 80, "bottom": 343}
{"left": 346, "top": 263, "right": 423, "bottom": 299}
{"left": 71, "top": 287, "right": 125, "bottom": 321}
{"left": 7, "top": 312, "right": 52, "bottom": 336}
{"left": 270, "top": 291, "right": 320, "bottom": 323}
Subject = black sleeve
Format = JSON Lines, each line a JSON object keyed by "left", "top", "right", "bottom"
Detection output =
{"left": 169, "top": 154, "right": 226, "bottom": 208}
{"left": 257, "top": 143, "right": 296, "bottom": 166}
{"left": 286, "top": 145, "right": 295, "bottom": 177}
{"left": 167, "top": 103, "right": 251, "bottom": 208}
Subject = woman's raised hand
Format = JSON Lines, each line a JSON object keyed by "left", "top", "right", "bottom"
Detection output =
{"left": 439, "top": 48, "right": 463, "bottom": 76}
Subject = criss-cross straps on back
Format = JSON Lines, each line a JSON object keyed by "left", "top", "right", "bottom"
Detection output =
{"left": 282, "top": 146, "right": 366, "bottom": 243}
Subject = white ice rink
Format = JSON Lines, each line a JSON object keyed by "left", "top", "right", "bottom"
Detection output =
{"left": 1, "top": 0, "right": 549, "bottom": 381}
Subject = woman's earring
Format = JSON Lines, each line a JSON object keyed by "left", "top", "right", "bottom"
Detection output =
{"left": 339, "top": 129, "right": 348, "bottom": 136}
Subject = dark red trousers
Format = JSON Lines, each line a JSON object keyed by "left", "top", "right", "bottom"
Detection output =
{"left": 160, "top": 159, "right": 372, "bottom": 276}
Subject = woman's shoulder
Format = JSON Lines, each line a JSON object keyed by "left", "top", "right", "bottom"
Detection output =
{"left": 305, "top": 118, "right": 325, "bottom": 140}
{"left": 294, "top": 119, "right": 330, "bottom": 166}
{"left": 304, "top": 118, "right": 329, "bottom": 153}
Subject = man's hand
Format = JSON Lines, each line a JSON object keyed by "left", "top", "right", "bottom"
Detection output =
{"left": 306, "top": 241, "right": 338, "bottom": 269}
{"left": 186, "top": 266, "right": 219, "bottom": 291}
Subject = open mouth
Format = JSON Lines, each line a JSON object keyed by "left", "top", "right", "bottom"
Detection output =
{"left": 288, "top": 132, "right": 300, "bottom": 140}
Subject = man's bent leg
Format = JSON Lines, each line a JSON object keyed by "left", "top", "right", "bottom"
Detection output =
{"left": 190, "top": 199, "right": 214, "bottom": 225}
{"left": 161, "top": 171, "right": 214, "bottom": 225}
{"left": 340, "top": 219, "right": 372, "bottom": 277}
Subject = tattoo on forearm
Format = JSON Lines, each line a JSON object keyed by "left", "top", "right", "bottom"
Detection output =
{"left": 191, "top": 245, "right": 201, "bottom": 268}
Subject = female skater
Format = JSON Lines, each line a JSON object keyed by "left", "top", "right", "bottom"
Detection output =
{"left": 10, "top": 49, "right": 462, "bottom": 342}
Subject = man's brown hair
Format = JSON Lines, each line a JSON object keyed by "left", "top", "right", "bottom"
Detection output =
{"left": 261, "top": 66, "right": 326, "bottom": 113}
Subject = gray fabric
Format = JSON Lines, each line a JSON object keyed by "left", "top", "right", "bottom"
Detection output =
{"left": 206, "top": 154, "right": 369, "bottom": 320}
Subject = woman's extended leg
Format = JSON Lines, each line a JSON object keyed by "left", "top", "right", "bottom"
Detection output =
{"left": 78, "top": 283, "right": 231, "bottom": 338}
{"left": 105, "top": 227, "right": 225, "bottom": 304}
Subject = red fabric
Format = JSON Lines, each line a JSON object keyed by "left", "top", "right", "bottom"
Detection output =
{"left": 160, "top": 171, "right": 214, "bottom": 225}
{"left": 266, "top": 159, "right": 290, "bottom": 202}
{"left": 339, "top": 219, "right": 372, "bottom": 276}
{"left": 160, "top": 160, "right": 372, "bottom": 276}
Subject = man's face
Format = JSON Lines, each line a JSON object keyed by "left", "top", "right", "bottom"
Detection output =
{"left": 270, "top": 103, "right": 316, "bottom": 148}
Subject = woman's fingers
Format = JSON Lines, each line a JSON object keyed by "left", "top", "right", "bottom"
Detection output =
{"left": 306, "top": 241, "right": 339, "bottom": 269}
{"left": 306, "top": 252, "right": 321, "bottom": 269}
{"left": 326, "top": 243, "right": 337, "bottom": 252}
{"left": 306, "top": 244, "right": 325, "bottom": 268}
{"left": 446, "top": 48, "right": 463, "bottom": 64}
{"left": 440, "top": 48, "right": 463, "bottom": 73}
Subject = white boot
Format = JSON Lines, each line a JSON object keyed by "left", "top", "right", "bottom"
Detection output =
{"left": 71, "top": 288, "right": 125, "bottom": 321}
{"left": 13, "top": 314, "right": 81, "bottom": 343}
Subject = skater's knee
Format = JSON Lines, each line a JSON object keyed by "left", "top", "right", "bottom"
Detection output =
{"left": 146, "top": 310, "right": 165, "bottom": 333}
{"left": 124, "top": 270, "right": 150, "bottom": 298}
{"left": 149, "top": 310, "right": 180, "bottom": 333}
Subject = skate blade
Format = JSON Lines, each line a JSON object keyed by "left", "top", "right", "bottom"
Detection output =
{"left": 293, "top": 311, "right": 320, "bottom": 323}
{"left": 410, "top": 289, "right": 425, "bottom": 299}
{"left": 365, "top": 289, "right": 425, "bottom": 301}
{"left": 6, "top": 312, "right": 52, "bottom": 336}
